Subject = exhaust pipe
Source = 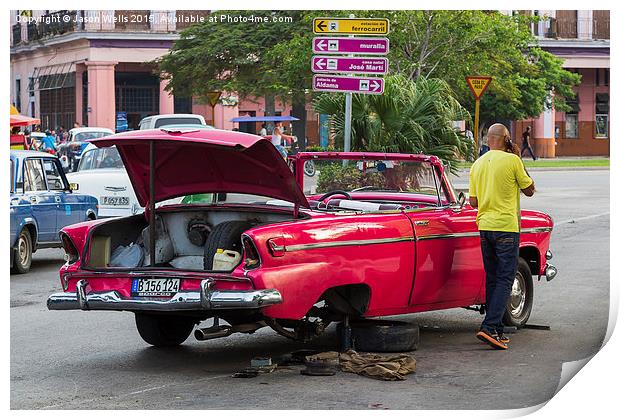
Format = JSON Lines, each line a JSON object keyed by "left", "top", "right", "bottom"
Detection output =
{"left": 194, "top": 325, "right": 232, "bottom": 341}
{"left": 194, "top": 321, "right": 266, "bottom": 341}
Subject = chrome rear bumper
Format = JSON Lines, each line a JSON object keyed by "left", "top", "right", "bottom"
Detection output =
{"left": 47, "top": 279, "right": 282, "bottom": 312}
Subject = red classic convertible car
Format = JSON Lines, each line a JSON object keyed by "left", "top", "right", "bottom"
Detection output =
{"left": 47, "top": 128, "right": 557, "bottom": 347}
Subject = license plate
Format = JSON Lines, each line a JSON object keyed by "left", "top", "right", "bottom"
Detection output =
{"left": 131, "top": 278, "right": 180, "bottom": 297}
{"left": 101, "top": 196, "right": 129, "bottom": 206}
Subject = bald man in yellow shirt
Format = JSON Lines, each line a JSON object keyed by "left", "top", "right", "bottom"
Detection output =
{"left": 469, "top": 123, "right": 535, "bottom": 350}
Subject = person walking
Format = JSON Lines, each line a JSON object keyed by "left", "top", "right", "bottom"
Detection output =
{"left": 272, "top": 122, "right": 293, "bottom": 159}
{"left": 520, "top": 126, "right": 538, "bottom": 160}
{"left": 40, "top": 130, "right": 58, "bottom": 154}
{"left": 469, "top": 123, "right": 535, "bottom": 350}
{"left": 258, "top": 123, "right": 267, "bottom": 137}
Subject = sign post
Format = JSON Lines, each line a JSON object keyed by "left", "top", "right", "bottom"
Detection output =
{"left": 465, "top": 76, "right": 492, "bottom": 151}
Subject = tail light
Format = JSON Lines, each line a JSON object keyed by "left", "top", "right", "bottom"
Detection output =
{"left": 242, "top": 235, "right": 261, "bottom": 270}
{"left": 60, "top": 232, "right": 80, "bottom": 265}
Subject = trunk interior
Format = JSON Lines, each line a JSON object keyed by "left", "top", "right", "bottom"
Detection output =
{"left": 84, "top": 207, "right": 299, "bottom": 272}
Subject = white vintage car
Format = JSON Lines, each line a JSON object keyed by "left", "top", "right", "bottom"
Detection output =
{"left": 65, "top": 143, "right": 141, "bottom": 218}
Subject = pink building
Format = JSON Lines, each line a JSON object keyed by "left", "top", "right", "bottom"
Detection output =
{"left": 510, "top": 10, "right": 609, "bottom": 157}
{"left": 10, "top": 10, "right": 238, "bottom": 132}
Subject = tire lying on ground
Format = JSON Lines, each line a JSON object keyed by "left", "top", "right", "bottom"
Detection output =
{"left": 135, "top": 313, "right": 197, "bottom": 347}
{"left": 203, "top": 220, "right": 253, "bottom": 270}
{"left": 338, "top": 319, "right": 420, "bottom": 352}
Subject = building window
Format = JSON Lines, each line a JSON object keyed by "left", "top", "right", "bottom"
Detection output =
{"left": 565, "top": 114, "right": 579, "bottom": 138}
{"left": 595, "top": 115, "right": 608, "bottom": 138}
{"left": 564, "top": 95, "right": 579, "bottom": 139}
{"left": 15, "top": 79, "right": 21, "bottom": 112}
{"left": 595, "top": 93, "right": 609, "bottom": 139}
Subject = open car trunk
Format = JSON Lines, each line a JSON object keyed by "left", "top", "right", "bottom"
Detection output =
{"left": 83, "top": 207, "right": 298, "bottom": 272}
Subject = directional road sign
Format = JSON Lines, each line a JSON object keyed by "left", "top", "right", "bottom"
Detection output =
{"left": 312, "top": 56, "right": 388, "bottom": 75}
{"left": 312, "top": 37, "right": 390, "bottom": 55}
{"left": 313, "top": 18, "right": 389, "bottom": 35}
{"left": 312, "top": 75, "right": 385, "bottom": 95}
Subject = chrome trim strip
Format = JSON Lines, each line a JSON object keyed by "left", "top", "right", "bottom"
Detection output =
{"left": 47, "top": 279, "right": 282, "bottom": 312}
{"left": 417, "top": 232, "right": 480, "bottom": 240}
{"left": 284, "top": 236, "right": 416, "bottom": 252}
{"left": 521, "top": 227, "right": 553, "bottom": 234}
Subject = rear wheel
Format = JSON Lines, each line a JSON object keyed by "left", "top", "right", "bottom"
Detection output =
{"left": 134, "top": 313, "right": 197, "bottom": 347}
{"left": 12, "top": 229, "right": 33, "bottom": 274}
{"left": 503, "top": 258, "right": 534, "bottom": 327}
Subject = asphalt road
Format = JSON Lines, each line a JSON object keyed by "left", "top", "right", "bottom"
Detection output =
{"left": 10, "top": 169, "right": 609, "bottom": 410}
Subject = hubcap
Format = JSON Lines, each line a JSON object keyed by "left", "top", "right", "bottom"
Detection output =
{"left": 18, "top": 234, "right": 29, "bottom": 266}
{"left": 510, "top": 273, "right": 526, "bottom": 317}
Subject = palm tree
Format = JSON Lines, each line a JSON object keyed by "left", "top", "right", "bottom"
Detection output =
{"left": 313, "top": 75, "right": 472, "bottom": 170}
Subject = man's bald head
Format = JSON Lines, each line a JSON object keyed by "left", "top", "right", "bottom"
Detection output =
{"left": 487, "top": 123, "right": 510, "bottom": 150}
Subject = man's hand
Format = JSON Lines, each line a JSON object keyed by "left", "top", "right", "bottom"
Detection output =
{"left": 521, "top": 182, "right": 535, "bottom": 197}
{"left": 469, "top": 196, "right": 478, "bottom": 208}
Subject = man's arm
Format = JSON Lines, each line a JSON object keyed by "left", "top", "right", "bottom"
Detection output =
{"left": 469, "top": 196, "right": 478, "bottom": 208}
{"left": 515, "top": 157, "right": 535, "bottom": 196}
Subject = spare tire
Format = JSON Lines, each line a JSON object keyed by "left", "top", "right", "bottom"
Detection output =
{"left": 338, "top": 319, "right": 420, "bottom": 352}
{"left": 204, "top": 220, "right": 253, "bottom": 270}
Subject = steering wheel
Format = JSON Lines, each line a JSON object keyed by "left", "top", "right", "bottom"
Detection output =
{"left": 317, "top": 190, "right": 352, "bottom": 203}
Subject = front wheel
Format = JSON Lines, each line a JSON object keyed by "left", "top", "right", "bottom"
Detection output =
{"left": 12, "top": 229, "right": 33, "bottom": 274}
{"left": 503, "top": 258, "right": 534, "bottom": 327}
{"left": 134, "top": 313, "right": 197, "bottom": 347}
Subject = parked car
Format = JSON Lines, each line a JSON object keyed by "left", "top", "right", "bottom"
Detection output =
{"left": 65, "top": 143, "right": 141, "bottom": 218}
{"left": 138, "top": 114, "right": 207, "bottom": 130}
{"left": 47, "top": 129, "right": 556, "bottom": 349}
{"left": 10, "top": 150, "right": 98, "bottom": 274}
{"left": 58, "top": 127, "right": 114, "bottom": 172}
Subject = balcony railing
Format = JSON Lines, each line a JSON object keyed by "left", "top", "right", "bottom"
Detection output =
{"left": 541, "top": 17, "right": 610, "bottom": 40}
{"left": 11, "top": 10, "right": 192, "bottom": 47}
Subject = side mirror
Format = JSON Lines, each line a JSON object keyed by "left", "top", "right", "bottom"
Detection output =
{"left": 458, "top": 191, "right": 466, "bottom": 207}
{"left": 69, "top": 182, "right": 79, "bottom": 192}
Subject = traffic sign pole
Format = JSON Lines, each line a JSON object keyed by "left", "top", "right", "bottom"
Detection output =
{"left": 343, "top": 15, "right": 355, "bottom": 154}
{"left": 465, "top": 76, "right": 492, "bottom": 155}
{"left": 474, "top": 99, "right": 480, "bottom": 152}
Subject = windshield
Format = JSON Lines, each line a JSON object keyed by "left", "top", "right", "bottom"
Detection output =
{"left": 73, "top": 131, "right": 111, "bottom": 142}
{"left": 301, "top": 159, "right": 450, "bottom": 207}
{"left": 154, "top": 117, "right": 202, "bottom": 128}
{"left": 78, "top": 147, "right": 124, "bottom": 171}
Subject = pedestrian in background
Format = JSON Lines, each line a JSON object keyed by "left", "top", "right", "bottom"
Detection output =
{"left": 469, "top": 123, "right": 535, "bottom": 350}
{"left": 40, "top": 130, "right": 58, "bottom": 154}
{"left": 520, "top": 126, "right": 538, "bottom": 160}
{"left": 479, "top": 128, "right": 490, "bottom": 157}
{"left": 259, "top": 123, "right": 267, "bottom": 137}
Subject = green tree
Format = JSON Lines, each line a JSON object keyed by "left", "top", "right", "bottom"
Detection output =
{"left": 157, "top": 10, "right": 305, "bottom": 124}
{"left": 313, "top": 75, "right": 472, "bottom": 170}
{"left": 377, "top": 10, "right": 580, "bottom": 129}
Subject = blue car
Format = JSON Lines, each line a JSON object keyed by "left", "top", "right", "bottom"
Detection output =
{"left": 10, "top": 150, "right": 98, "bottom": 274}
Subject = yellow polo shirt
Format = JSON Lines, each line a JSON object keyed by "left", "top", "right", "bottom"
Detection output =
{"left": 469, "top": 150, "right": 533, "bottom": 233}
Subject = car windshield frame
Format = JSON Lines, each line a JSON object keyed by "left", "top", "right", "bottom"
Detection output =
{"left": 73, "top": 131, "right": 112, "bottom": 142}
{"left": 291, "top": 152, "right": 456, "bottom": 208}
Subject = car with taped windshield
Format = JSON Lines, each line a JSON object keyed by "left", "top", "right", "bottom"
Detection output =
{"left": 46, "top": 128, "right": 556, "bottom": 348}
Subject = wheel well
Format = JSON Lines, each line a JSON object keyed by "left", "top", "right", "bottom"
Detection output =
{"left": 519, "top": 246, "right": 540, "bottom": 275}
{"left": 87, "top": 211, "right": 96, "bottom": 220}
{"left": 320, "top": 284, "right": 371, "bottom": 316}
{"left": 22, "top": 224, "right": 37, "bottom": 251}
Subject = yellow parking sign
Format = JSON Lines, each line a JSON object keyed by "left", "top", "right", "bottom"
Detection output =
{"left": 313, "top": 18, "right": 390, "bottom": 35}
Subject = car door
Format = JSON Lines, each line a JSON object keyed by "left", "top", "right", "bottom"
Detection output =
{"left": 406, "top": 166, "right": 484, "bottom": 307}
{"left": 42, "top": 158, "right": 81, "bottom": 229}
{"left": 22, "top": 158, "right": 57, "bottom": 243}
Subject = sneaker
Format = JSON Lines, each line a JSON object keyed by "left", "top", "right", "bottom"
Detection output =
{"left": 497, "top": 333, "right": 510, "bottom": 344}
{"left": 476, "top": 330, "right": 508, "bottom": 350}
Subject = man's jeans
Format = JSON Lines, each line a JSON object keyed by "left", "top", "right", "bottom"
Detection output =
{"left": 479, "top": 230, "right": 520, "bottom": 334}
